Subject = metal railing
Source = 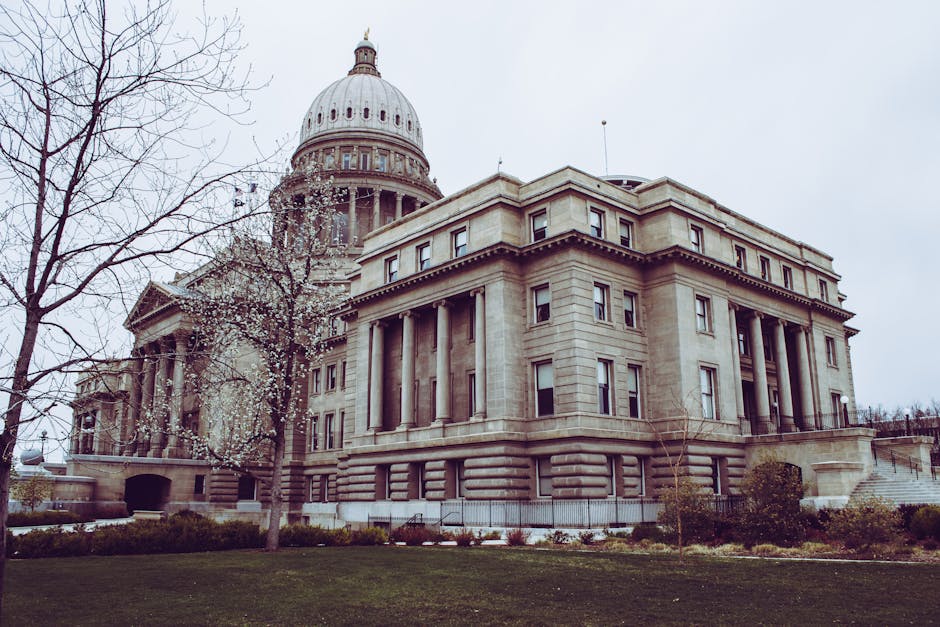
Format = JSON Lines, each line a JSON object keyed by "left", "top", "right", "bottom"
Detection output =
{"left": 872, "top": 446, "right": 937, "bottom": 481}
{"left": 367, "top": 514, "right": 440, "bottom": 532}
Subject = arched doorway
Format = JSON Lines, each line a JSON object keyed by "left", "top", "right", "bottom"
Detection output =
{"left": 124, "top": 474, "right": 171, "bottom": 513}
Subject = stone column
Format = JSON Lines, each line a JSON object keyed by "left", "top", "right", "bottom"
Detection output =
{"left": 138, "top": 345, "right": 157, "bottom": 457}
{"left": 794, "top": 325, "right": 817, "bottom": 430}
{"left": 395, "top": 192, "right": 403, "bottom": 220}
{"left": 728, "top": 304, "right": 746, "bottom": 425}
{"left": 749, "top": 312, "right": 774, "bottom": 434}
{"left": 774, "top": 319, "right": 797, "bottom": 432}
{"left": 472, "top": 288, "right": 487, "bottom": 419}
{"left": 149, "top": 338, "right": 171, "bottom": 457}
{"left": 164, "top": 331, "right": 188, "bottom": 458}
{"left": 434, "top": 300, "right": 452, "bottom": 423}
{"left": 123, "top": 351, "right": 143, "bottom": 455}
{"left": 368, "top": 321, "right": 385, "bottom": 430}
{"left": 372, "top": 188, "right": 381, "bottom": 228}
{"left": 399, "top": 311, "right": 416, "bottom": 428}
{"left": 348, "top": 187, "right": 357, "bottom": 244}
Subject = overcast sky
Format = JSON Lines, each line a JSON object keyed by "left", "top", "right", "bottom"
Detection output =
{"left": 192, "top": 0, "right": 937, "bottom": 411}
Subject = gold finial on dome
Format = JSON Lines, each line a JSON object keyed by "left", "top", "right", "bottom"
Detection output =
{"left": 364, "top": 27, "right": 370, "bottom": 40}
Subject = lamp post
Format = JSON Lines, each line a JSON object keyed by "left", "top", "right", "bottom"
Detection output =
{"left": 840, "top": 395, "right": 849, "bottom": 428}
{"left": 904, "top": 407, "right": 912, "bottom": 436}
{"left": 40, "top": 429, "right": 48, "bottom": 457}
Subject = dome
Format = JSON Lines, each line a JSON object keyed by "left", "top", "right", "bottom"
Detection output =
{"left": 298, "top": 39, "right": 424, "bottom": 151}
{"left": 20, "top": 448, "right": 44, "bottom": 465}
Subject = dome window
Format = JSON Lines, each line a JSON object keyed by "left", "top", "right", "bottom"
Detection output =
{"left": 380, "top": 110, "right": 387, "bottom": 122}
{"left": 407, "top": 120, "right": 413, "bottom": 132}
{"left": 330, "top": 108, "right": 337, "bottom": 121}
{"left": 395, "top": 114, "right": 401, "bottom": 126}
{"left": 346, "top": 107, "right": 353, "bottom": 119}
{"left": 316, "top": 112, "right": 322, "bottom": 125}
{"left": 363, "top": 107, "right": 370, "bottom": 119}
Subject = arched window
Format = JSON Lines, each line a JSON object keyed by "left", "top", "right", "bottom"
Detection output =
{"left": 380, "top": 110, "right": 386, "bottom": 122}
{"left": 330, "top": 108, "right": 336, "bottom": 121}
{"left": 395, "top": 114, "right": 401, "bottom": 126}
{"left": 346, "top": 107, "right": 353, "bottom": 119}
{"left": 363, "top": 107, "right": 370, "bottom": 119}
{"left": 407, "top": 120, "right": 413, "bottom": 132}
{"left": 316, "top": 112, "right": 322, "bottom": 124}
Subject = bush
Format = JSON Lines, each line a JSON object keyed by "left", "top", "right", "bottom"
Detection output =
{"left": 629, "top": 524, "right": 664, "bottom": 543}
{"left": 279, "top": 524, "right": 339, "bottom": 547}
{"left": 909, "top": 505, "right": 940, "bottom": 541}
{"left": 13, "top": 526, "right": 90, "bottom": 558}
{"left": 897, "top": 503, "right": 930, "bottom": 531}
{"left": 546, "top": 529, "right": 571, "bottom": 545}
{"left": 578, "top": 530, "right": 596, "bottom": 545}
{"left": 824, "top": 496, "right": 901, "bottom": 550}
{"left": 454, "top": 529, "right": 476, "bottom": 547}
{"left": 391, "top": 525, "right": 431, "bottom": 546}
{"left": 7, "top": 510, "right": 92, "bottom": 527}
{"left": 657, "top": 477, "right": 716, "bottom": 545}
{"left": 737, "top": 460, "right": 806, "bottom": 547}
{"left": 477, "top": 530, "right": 502, "bottom": 541}
{"left": 506, "top": 528, "right": 529, "bottom": 546}
{"left": 350, "top": 526, "right": 388, "bottom": 546}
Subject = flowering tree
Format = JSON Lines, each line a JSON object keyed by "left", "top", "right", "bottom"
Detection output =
{"left": 177, "top": 164, "right": 348, "bottom": 551}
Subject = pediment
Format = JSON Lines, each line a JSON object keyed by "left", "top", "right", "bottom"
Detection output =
{"left": 124, "top": 282, "right": 189, "bottom": 331}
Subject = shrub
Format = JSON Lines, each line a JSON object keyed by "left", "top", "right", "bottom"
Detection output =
{"left": 909, "top": 505, "right": 940, "bottom": 541}
{"left": 350, "top": 526, "right": 388, "bottom": 546}
{"left": 279, "top": 524, "right": 338, "bottom": 547}
{"left": 578, "top": 530, "right": 596, "bottom": 545}
{"left": 7, "top": 510, "right": 92, "bottom": 527}
{"left": 429, "top": 530, "right": 454, "bottom": 543}
{"left": 477, "top": 530, "right": 502, "bottom": 541}
{"left": 546, "top": 529, "right": 571, "bottom": 545}
{"left": 630, "top": 524, "right": 664, "bottom": 543}
{"left": 454, "top": 529, "right": 476, "bottom": 547}
{"left": 824, "top": 496, "right": 901, "bottom": 550}
{"left": 657, "top": 477, "right": 716, "bottom": 545}
{"left": 506, "top": 528, "right": 529, "bottom": 546}
{"left": 737, "top": 460, "right": 806, "bottom": 547}
{"left": 391, "top": 525, "right": 430, "bottom": 546}
{"left": 13, "top": 526, "right": 90, "bottom": 558}
{"left": 897, "top": 503, "right": 930, "bottom": 531}
{"left": 923, "top": 539, "right": 939, "bottom": 551}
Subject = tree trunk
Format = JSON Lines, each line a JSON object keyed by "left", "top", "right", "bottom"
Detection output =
{"left": 264, "top": 429, "right": 286, "bottom": 551}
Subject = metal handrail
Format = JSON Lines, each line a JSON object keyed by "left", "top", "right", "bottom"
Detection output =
{"left": 872, "top": 445, "right": 937, "bottom": 480}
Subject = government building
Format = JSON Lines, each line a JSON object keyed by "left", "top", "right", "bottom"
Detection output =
{"left": 64, "top": 36, "right": 915, "bottom": 529}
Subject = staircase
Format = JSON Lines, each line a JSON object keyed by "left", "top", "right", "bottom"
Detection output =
{"left": 850, "top": 470, "right": 940, "bottom": 506}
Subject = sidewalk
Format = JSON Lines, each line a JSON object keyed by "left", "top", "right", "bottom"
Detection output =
{"left": 10, "top": 517, "right": 134, "bottom": 536}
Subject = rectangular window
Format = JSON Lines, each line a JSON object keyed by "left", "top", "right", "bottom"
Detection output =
{"left": 831, "top": 392, "right": 844, "bottom": 427}
{"left": 326, "top": 364, "right": 337, "bottom": 390}
{"left": 695, "top": 295, "right": 712, "bottom": 333}
{"left": 320, "top": 476, "right": 330, "bottom": 503}
{"left": 760, "top": 256, "right": 771, "bottom": 281}
{"left": 826, "top": 336, "right": 838, "bottom": 366}
{"left": 819, "top": 279, "right": 829, "bottom": 302}
{"left": 376, "top": 465, "right": 391, "bottom": 500}
{"left": 533, "top": 285, "right": 551, "bottom": 323}
{"left": 410, "top": 462, "right": 426, "bottom": 500}
{"left": 452, "top": 228, "right": 468, "bottom": 257}
{"left": 690, "top": 225, "right": 703, "bottom": 253}
{"left": 310, "top": 415, "right": 319, "bottom": 451}
{"left": 359, "top": 151, "right": 371, "bottom": 170}
{"left": 783, "top": 265, "right": 793, "bottom": 289}
{"left": 341, "top": 152, "right": 352, "bottom": 170}
{"left": 468, "top": 373, "right": 476, "bottom": 416}
{"left": 324, "top": 413, "right": 335, "bottom": 449}
{"left": 734, "top": 245, "right": 747, "bottom": 272}
{"left": 623, "top": 291, "right": 637, "bottom": 328}
{"left": 531, "top": 211, "right": 548, "bottom": 242}
{"left": 536, "top": 457, "right": 553, "bottom": 498}
{"left": 763, "top": 331, "right": 774, "bottom": 362}
{"left": 237, "top": 475, "right": 257, "bottom": 501}
{"left": 619, "top": 218, "right": 634, "bottom": 248}
{"left": 416, "top": 242, "right": 431, "bottom": 270}
{"left": 430, "top": 379, "right": 437, "bottom": 421}
{"left": 468, "top": 304, "right": 475, "bottom": 342}
{"left": 340, "top": 361, "right": 347, "bottom": 389}
{"left": 737, "top": 328, "right": 750, "bottom": 356}
{"left": 638, "top": 457, "right": 649, "bottom": 497}
{"left": 627, "top": 365, "right": 641, "bottom": 418}
{"left": 700, "top": 367, "right": 717, "bottom": 420}
{"left": 535, "top": 362, "right": 554, "bottom": 417}
{"left": 312, "top": 369, "right": 321, "bottom": 395}
{"left": 606, "top": 456, "right": 617, "bottom": 497}
{"left": 193, "top": 475, "right": 205, "bottom": 495}
{"left": 451, "top": 460, "right": 467, "bottom": 499}
{"left": 597, "top": 360, "right": 612, "bottom": 415}
{"left": 594, "top": 282, "right": 609, "bottom": 321}
{"left": 711, "top": 458, "right": 723, "bottom": 495}
{"left": 377, "top": 153, "right": 388, "bottom": 172}
{"left": 589, "top": 208, "right": 604, "bottom": 238}
{"left": 385, "top": 256, "right": 399, "bottom": 283}
{"left": 338, "top": 411, "right": 344, "bottom": 448}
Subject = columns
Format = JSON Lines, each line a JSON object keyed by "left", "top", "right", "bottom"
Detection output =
{"left": 434, "top": 300, "right": 452, "bottom": 423}
{"left": 149, "top": 338, "right": 171, "bottom": 457}
{"left": 372, "top": 187, "right": 381, "bottom": 228}
{"left": 728, "top": 304, "right": 746, "bottom": 424}
{"left": 395, "top": 192, "right": 403, "bottom": 220}
{"left": 164, "top": 332, "right": 188, "bottom": 458}
{"left": 749, "top": 312, "right": 774, "bottom": 434}
{"left": 399, "top": 311, "right": 416, "bottom": 428}
{"left": 123, "top": 352, "right": 144, "bottom": 455}
{"left": 368, "top": 321, "right": 385, "bottom": 430}
{"left": 794, "top": 325, "right": 817, "bottom": 430}
{"left": 472, "top": 288, "right": 487, "bottom": 419}
{"left": 138, "top": 346, "right": 157, "bottom": 456}
{"left": 774, "top": 319, "right": 797, "bottom": 432}
{"left": 348, "top": 187, "right": 357, "bottom": 244}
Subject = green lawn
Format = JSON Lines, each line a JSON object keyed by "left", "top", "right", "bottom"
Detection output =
{"left": 5, "top": 547, "right": 940, "bottom": 625}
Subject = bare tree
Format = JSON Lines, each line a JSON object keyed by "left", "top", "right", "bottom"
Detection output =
{"left": 0, "top": 0, "right": 263, "bottom": 608}
{"left": 175, "top": 163, "right": 349, "bottom": 551}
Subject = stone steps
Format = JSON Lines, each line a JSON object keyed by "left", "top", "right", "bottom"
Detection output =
{"left": 850, "top": 470, "right": 940, "bottom": 506}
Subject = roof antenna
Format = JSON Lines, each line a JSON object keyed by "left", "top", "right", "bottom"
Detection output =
{"left": 601, "top": 120, "right": 609, "bottom": 177}
{"left": 497, "top": 156, "right": 503, "bottom": 174}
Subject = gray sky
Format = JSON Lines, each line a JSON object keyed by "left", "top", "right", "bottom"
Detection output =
{"left": 199, "top": 0, "right": 937, "bottom": 410}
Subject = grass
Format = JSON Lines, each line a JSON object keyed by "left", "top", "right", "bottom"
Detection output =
{"left": 6, "top": 546, "right": 940, "bottom": 625}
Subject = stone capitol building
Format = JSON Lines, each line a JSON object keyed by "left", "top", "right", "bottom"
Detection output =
{"left": 63, "top": 35, "right": 907, "bottom": 529}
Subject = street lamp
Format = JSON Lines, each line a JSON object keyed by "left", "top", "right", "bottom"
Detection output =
{"left": 904, "top": 407, "right": 912, "bottom": 436}
{"left": 840, "top": 395, "right": 849, "bottom": 427}
{"left": 40, "top": 429, "right": 48, "bottom": 457}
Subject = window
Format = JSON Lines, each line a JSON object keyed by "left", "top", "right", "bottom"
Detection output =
{"left": 826, "top": 336, "right": 838, "bottom": 366}
{"left": 310, "top": 369, "right": 322, "bottom": 395}
{"left": 447, "top": 460, "right": 467, "bottom": 499}
{"left": 737, "top": 328, "right": 750, "bottom": 356}
{"left": 359, "top": 151, "right": 371, "bottom": 170}
{"left": 345, "top": 106, "right": 352, "bottom": 119}
{"left": 605, "top": 456, "right": 618, "bottom": 497}
{"left": 690, "top": 225, "right": 703, "bottom": 253}
{"left": 695, "top": 295, "right": 712, "bottom": 333}
{"left": 619, "top": 218, "right": 634, "bottom": 248}
{"left": 377, "top": 153, "right": 387, "bottom": 172}
{"left": 193, "top": 475, "right": 205, "bottom": 495}
{"left": 597, "top": 360, "right": 612, "bottom": 415}
{"left": 330, "top": 108, "right": 337, "bottom": 121}
{"left": 324, "top": 413, "right": 334, "bottom": 449}
{"left": 409, "top": 462, "right": 426, "bottom": 499}
{"left": 340, "top": 361, "right": 347, "bottom": 389}
{"left": 468, "top": 373, "right": 476, "bottom": 416}
{"left": 320, "top": 476, "right": 330, "bottom": 503}
{"left": 623, "top": 291, "right": 637, "bottom": 328}
{"left": 700, "top": 367, "right": 717, "bottom": 420}
{"left": 533, "top": 285, "right": 550, "bottom": 323}
{"left": 452, "top": 228, "right": 468, "bottom": 257}
{"left": 309, "top": 415, "right": 319, "bottom": 451}
{"left": 376, "top": 465, "right": 391, "bottom": 500}
{"left": 531, "top": 211, "right": 548, "bottom": 241}
{"left": 589, "top": 208, "right": 604, "bottom": 238}
{"left": 594, "top": 283, "right": 610, "bottom": 321}
{"left": 819, "top": 279, "right": 829, "bottom": 302}
{"left": 734, "top": 245, "right": 747, "bottom": 272}
{"left": 430, "top": 379, "right": 437, "bottom": 420}
{"left": 637, "top": 457, "right": 649, "bottom": 496}
{"left": 338, "top": 412, "right": 345, "bottom": 448}
{"left": 760, "top": 256, "right": 771, "bottom": 281}
{"left": 831, "top": 392, "right": 845, "bottom": 427}
{"left": 237, "top": 475, "right": 257, "bottom": 501}
{"left": 363, "top": 107, "right": 370, "bottom": 119}
{"left": 783, "top": 265, "right": 793, "bottom": 289}
{"left": 763, "top": 332, "right": 774, "bottom": 362}
{"left": 385, "top": 256, "right": 399, "bottom": 283}
{"left": 711, "top": 458, "right": 724, "bottom": 495}
{"left": 341, "top": 152, "right": 352, "bottom": 170}
{"left": 326, "top": 364, "right": 337, "bottom": 390}
{"left": 468, "top": 305, "right": 475, "bottom": 342}
{"left": 627, "top": 365, "right": 641, "bottom": 418}
{"left": 416, "top": 242, "right": 431, "bottom": 270}
{"left": 536, "top": 457, "right": 553, "bottom": 497}
{"left": 535, "top": 362, "right": 554, "bottom": 416}
{"left": 380, "top": 110, "right": 387, "bottom": 122}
